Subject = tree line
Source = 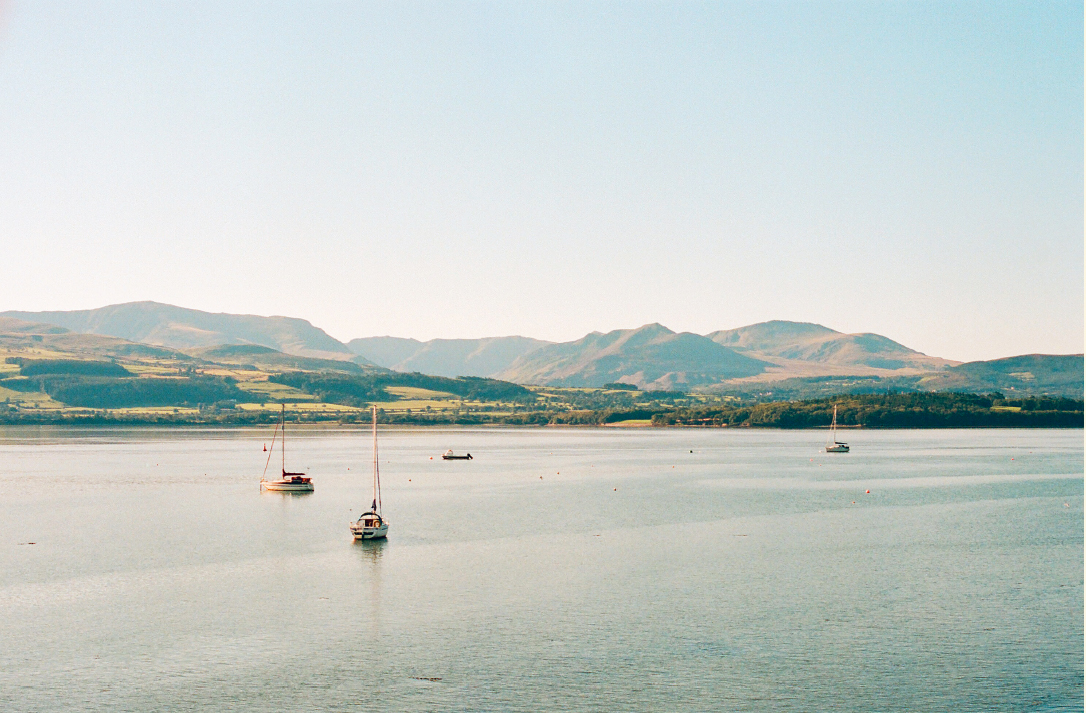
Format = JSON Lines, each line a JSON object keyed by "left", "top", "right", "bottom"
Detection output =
{"left": 268, "top": 372, "right": 536, "bottom": 406}
{"left": 0, "top": 374, "right": 246, "bottom": 409}
{"left": 652, "top": 393, "right": 1083, "bottom": 428}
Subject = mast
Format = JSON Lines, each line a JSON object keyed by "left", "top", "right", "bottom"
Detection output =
{"left": 281, "top": 403, "right": 286, "bottom": 475}
{"left": 372, "top": 405, "right": 380, "bottom": 513}
{"left": 831, "top": 404, "right": 837, "bottom": 443}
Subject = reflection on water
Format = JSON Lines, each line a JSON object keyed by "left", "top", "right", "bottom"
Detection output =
{"left": 0, "top": 427, "right": 1080, "bottom": 712}
{"left": 355, "top": 539, "right": 385, "bottom": 639}
{"left": 354, "top": 538, "right": 386, "bottom": 562}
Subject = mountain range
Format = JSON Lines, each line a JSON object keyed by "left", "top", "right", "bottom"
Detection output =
{"left": 346, "top": 335, "right": 549, "bottom": 378}
{"left": 3, "top": 302, "right": 1080, "bottom": 396}
{"left": 493, "top": 324, "right": 766, "bottom": 389}
{"left": 708, "top": 321, "right": 954, "bottom": 372}
{"left": 2, "top": 302, "right": 359, "bottom": 362}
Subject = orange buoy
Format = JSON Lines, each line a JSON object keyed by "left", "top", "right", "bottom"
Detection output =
{"left": 865, "top": 490, "right": 870, "bottom": 494}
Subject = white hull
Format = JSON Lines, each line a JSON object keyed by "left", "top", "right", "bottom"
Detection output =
{"left": 825, "top": 444, "right": 850, "bottom": 453}
{"left": 351, "top": 523, "right": 388, "bottom": 540}
{"left": 261, "top": 480, "right": 315, "bottom": 492}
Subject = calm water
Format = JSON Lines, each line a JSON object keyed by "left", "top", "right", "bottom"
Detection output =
{"left": 0, "top": 427, "right": 1081, "bottom": 712}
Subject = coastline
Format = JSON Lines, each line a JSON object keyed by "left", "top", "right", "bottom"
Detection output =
{"left": 0, "top": 412, "right": 1080, "bottom": 429}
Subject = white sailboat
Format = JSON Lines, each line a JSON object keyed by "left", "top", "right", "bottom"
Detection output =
{"left": 825, "top": 404, "right": 850, "bottom": 453}
{"left": 351, "top": 406, "right": 389, "bottom": 540}
{"left": 260, "top": 404, "right": 315, "bottom": 492}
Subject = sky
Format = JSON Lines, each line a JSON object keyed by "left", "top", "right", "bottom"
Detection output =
{"left": 0, "top": 1, "right": 1081, "bottom": 362}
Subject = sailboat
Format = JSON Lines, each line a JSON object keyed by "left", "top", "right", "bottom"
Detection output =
{"left": 351, "top": 406, "right": 389, "bottom": 540}
{"left": 260, "top": 404, "right": 315, "bottom": 492}
{"left": 825, "top": 404, "right": 850, "bottom": 453}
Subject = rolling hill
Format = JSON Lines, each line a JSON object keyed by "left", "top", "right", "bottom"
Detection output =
{"left": 0, "top": 317, "right": 71, "bottom": 335}
{"left": 496, "top": 323, "right": 768, "bottom": 389}
{"left": 911, "top": 354, "right": 1084, "bottom": 396}
{"left": 1, "top": 302, "right": 355, "bottom": 361}
{"left": 0, "top": 316, "right": 192, "bottom": 360}
{"left": 347, "top": 336, "right": 550, "bottom": 378}
{"left": 185, "top": 344, "right": 375, "bottom": 374}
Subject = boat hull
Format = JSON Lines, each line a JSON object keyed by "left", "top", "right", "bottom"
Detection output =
{"left": 442, "top": 455, "right": 472, "bottom": 460}
{"left": 262, "top": 480, "right": 315, "bottom": 492}
{"left": 351, "top": 523, "right": 388, "bottom": 540}
{"left": 825, "top": 445, "right": 850, "bottom": 453}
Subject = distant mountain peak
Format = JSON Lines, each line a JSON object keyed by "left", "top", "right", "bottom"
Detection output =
{"left": 347, "top": 334, "right": 550, "bottom": 378}
{"left": 635, "top": 322, "right": 674, "bottom": 333}
{"left": 712, "top": 320, "right": 839, "bottom": 346}
{"left": 703, "top": 319, "right": 954, "bottom": 372}
{"left": 497, "top": 324, "right": 767, "bottom": 389}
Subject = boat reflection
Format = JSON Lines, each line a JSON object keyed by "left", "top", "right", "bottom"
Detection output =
{"left": 354, "top": 537, "right": 386, "bottom": 562}
{"left": 354, "top": 538, "right": 384, "bottom": 638}
{"left": 261, "top": 489, "right": 313, "bottom": 497}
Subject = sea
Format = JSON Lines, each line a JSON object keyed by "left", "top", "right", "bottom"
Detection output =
{"left": 0, "top": 426, "right": 1081, "bottom": 712}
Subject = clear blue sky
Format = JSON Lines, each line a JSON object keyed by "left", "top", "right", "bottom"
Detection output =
{"left": 0, "top": 1, "right": 1081, "bottom": 361}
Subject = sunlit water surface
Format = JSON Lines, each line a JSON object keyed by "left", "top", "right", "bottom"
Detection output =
{"left": 0, "top": 427, "right": 1081, "bottom": 712}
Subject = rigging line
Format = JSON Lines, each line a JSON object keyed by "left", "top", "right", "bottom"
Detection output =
{"left": 372, "top": 405, "right": 382, "bottom": 513}
{"left": 261, "top": 418, "right": 280, "bottom": 481}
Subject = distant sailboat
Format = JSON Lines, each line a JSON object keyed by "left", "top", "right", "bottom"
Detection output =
{"left": 351, "top": 406, "right": 389, "bottom": 540}
{"left": 260, "top": 404, "right": 315, "bottom": 491}
{"left": 825, "top": 404, "right": 850, "bottom": 453}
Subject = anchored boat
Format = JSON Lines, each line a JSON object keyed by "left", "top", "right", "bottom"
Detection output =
{"left": 351, "top": 406, "right": 389, "bottom": 540}
{"left": 260, "top": 404, "right": 315, "bottom": 492}
{"left": 441, "top": 449, "right": 473, "bottom": 460}
{"left": 825, "top": 404, "right": 850, "bottom": 453}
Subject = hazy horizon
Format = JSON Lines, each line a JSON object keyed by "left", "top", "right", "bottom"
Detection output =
{"left": 0, "top": 1, "right": 1081, "bottom": 362}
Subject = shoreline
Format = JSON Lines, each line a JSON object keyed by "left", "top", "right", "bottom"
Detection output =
{"left": 0, "top": 417, "right": 1079, "bottom": 430}
{"left": 2, "top": 393, "right": 1080, "bottom": 429}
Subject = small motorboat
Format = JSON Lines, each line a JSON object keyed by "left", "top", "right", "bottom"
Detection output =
{"left": 261, "top": 404, "right": 315, "bottom": 492}
{"left": 441, "top": 449, "right": 473, "bottom": 460}
{"left": 351, "top": 406, "right": 389, "bottom": 540}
